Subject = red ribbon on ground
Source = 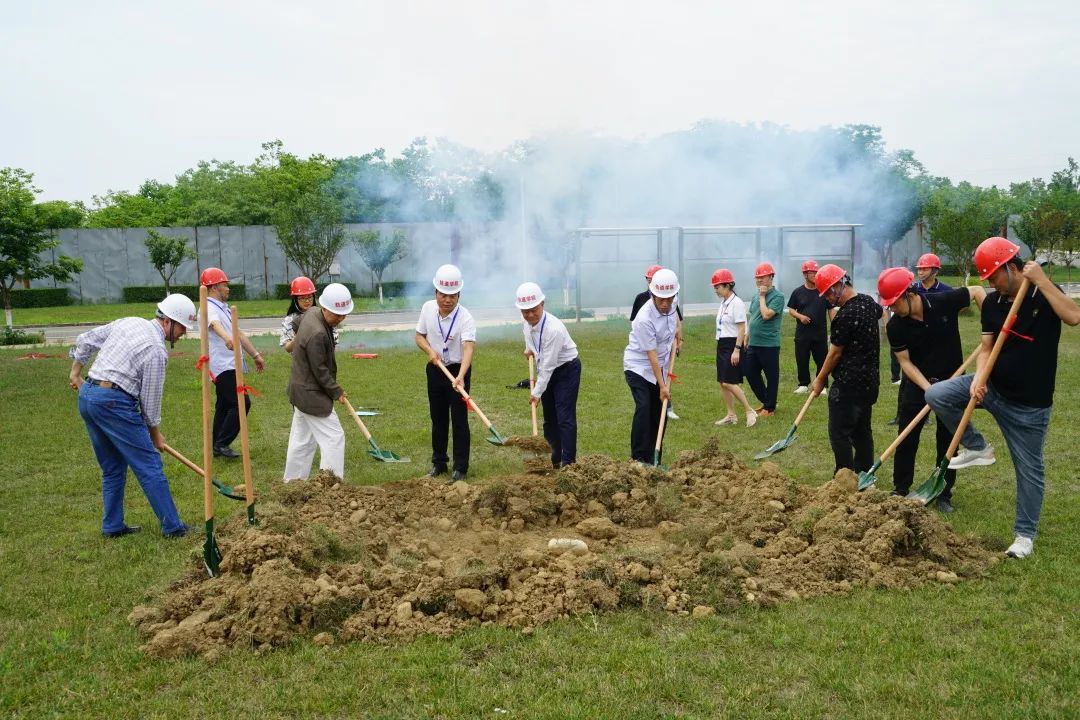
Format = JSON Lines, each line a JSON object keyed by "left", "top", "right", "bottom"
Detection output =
{"left": 236, "top": 385, "right": 262, "bottom": 397}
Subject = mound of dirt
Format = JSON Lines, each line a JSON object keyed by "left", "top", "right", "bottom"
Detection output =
{"left": 130, "top": 439, "right": 998, "bottom": 658}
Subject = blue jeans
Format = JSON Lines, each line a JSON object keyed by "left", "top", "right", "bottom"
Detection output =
{"left": 78, "top": 382, "right": 185, "bottom": 535}
{"left": 925, "top": 375, "right": 1052, "bottom": 538}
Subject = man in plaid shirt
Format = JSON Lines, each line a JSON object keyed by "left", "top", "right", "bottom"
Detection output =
{"left": 68, "top": 295, "right": 196, "bottom": 539}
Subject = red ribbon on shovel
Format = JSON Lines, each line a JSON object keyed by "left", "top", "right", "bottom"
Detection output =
{"left": 236, "top": 385, "right": 262, "bottom": 397}
{"left": 668, "top": 372, "right": 682, "bottom": 384}
{"left": 194, "top": 355, "right": 217, "bottom": 382}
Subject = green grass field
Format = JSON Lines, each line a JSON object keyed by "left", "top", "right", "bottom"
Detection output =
{"left": 2, "top": 311, "right": 1078, "bottom": 718}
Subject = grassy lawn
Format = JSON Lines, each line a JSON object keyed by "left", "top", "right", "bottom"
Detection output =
{"left": 2, "top": 311, "right": 1078, "bottom": 718}
{"left": 11, "top": 296, "right": 419, "bottom": 326}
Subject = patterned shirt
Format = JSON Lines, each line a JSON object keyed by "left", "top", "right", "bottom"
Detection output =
{"left": 281, "top": 311, "right": 339, "bottom": 347}
{"left": 70, "top": 317, "right": 169, "bottom": 427}
{"left": 830, "top": 293, "right": 882, "bottom": 401}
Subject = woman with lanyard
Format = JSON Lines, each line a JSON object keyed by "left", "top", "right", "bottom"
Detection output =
{"left": 623, "top": 268, "right": 682, "bottom": 464}
{"left": 415, "top": 264, "right": 477, "bottom": 482}
{"left": 516, "top": 282, "right": 581, "bottom": 468}
{"left": 279, "top": 276, "right": 340, "bottom": 353}
{"left": 711, "top": 269, "right": 758, "bottom": 427}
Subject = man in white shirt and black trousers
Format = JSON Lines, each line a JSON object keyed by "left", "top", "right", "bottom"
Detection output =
{"left": 516, "top": 282, "right": 581, "bottom": 468}
{"left": 415, "top": 264, "right": 477, "bottom": 482}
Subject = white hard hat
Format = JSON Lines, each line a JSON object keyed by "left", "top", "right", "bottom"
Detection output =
{"left": 649, "top": 268, "right": 680, "bottom": 299}
{"left": 318, "top": 283, "right": 354, "bottom": 315}
{"left": 432, "top": 264, "right": 464, "bottom": 294}
{"left": 514, "top": 282, "right": 545, "bottom": 310}
{"left": 156, "top": 294, "right": 197, "bottom": 330}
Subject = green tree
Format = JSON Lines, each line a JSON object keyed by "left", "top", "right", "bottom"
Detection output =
{"left": 924, "top": 182, "right": 1012, "bottom": 283}
{"left": 0, "top": 169, "right": 83, "bottom": 327}
{"left": 1012, "top": 159, "right": 1080, "bottom": 275}
{"left": 143, "top": 229, "right": 196, "bottom": 294}
{"left": 354, "top": 228, "right": 409, "bottom": 303}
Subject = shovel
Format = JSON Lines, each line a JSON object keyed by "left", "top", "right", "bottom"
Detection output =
{"left": 342, "top": 396, "right": 410, "bottom": 462}
{"left": 197, "top": 286, "right": 222, "bottom": 577}
{"left": 435, "top": 360, "right": 508, "bottom": 445}
{"left": 653, "top": 337, "right": 679, "bottom": 467}
{"left": 858, "top": 346, "right": 980, "bottom": 490}
{"left": 909, "top": 278, "right": 1031, "bottom": 504}
{"left": 528, "top": 354, "right": 539, "bottom": 437}
{"left": 230, "top": 307, "right": 257, "bottom": 525}
{"left": 161, "top": 443, "right": 247, "bottom": 502}
{"left": 754, "top": 389, "right": 818, "bottom": 460}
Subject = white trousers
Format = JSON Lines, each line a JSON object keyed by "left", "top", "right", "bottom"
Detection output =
{"left": 283, "top": 407, "right": 346, "bottom": 482}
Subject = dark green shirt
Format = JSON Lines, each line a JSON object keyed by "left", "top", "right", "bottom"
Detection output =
{"left": 747, "top": 287, "right": 785, "bottom": 347}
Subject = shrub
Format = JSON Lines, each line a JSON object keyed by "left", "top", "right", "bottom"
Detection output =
{"left": 122, "top": 284, "right": 247, "bottom": 303}
{"left": 272, "top": 282, "right": 356, "bottom": 300}
{"left": 8, "top": 288, "right": 72, "bottom": 308}
{"left": 1, "top": 327, "right": 45, "bottom": 345}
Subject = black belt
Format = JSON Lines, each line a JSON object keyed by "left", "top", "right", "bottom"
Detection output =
{"left": 88, "top": 378, "right": 136, "bottom": 400}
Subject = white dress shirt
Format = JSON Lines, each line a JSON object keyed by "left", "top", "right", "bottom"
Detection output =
{"left": 623, "top": 298, "right": 678, "bottom": 384}
{"left": 523, "top": 311, "right": 578, "bottom": 398}
{"left": 715, "top": 294, "right": 747, "bottom": 339}
{"left": 416, "top": 301, "right": 477, "bottom": 364}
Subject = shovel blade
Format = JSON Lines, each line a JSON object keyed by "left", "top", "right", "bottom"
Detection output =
{"left": 212, "top": 478, "right": 247, "bottom": 502}
{"left": 908, "top": 460, "right": 948, "bottom": 504}
{"left": 754, "top": 426, "right": 797, "bottom": 460}
{"left": 857, "top": 461, "right": 882, "bottom": 491}
{"left": 485, "top": 427, "right": 508, "bottom": 446}
{"left": 202, "top": 520, "right": 222, "bottom": 577}
{"left": 367, "top": 438, "right": 409, "bottom": 463}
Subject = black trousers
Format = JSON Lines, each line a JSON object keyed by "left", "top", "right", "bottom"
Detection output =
{"left": 426, "top": 363, "right": 471, "bottom": 472}
{"left": 541, "top": 358, "right": 581, "bottom": 467}
{"left": 625, "top": 370, "right": 666, "bottom": 464}
{"left": 827, "top": 386, "right": 876, "bottom": 474}
{"left": 892, "top": 382, "right": 955, "bottom": 499}
{"left": 743, "top": 345, "right": 780, "bottom": 411}
{"left": 794, "top": 335, "right": 827, "bottom": 387}
{"left": 213, "top": 370, "right": 251, "bottom": 448}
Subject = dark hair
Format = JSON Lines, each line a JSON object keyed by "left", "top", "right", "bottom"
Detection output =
{"left": 286, "top": 297, "right": 306, "bottom": 316}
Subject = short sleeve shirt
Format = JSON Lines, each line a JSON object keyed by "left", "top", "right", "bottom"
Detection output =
{"left": 623, "top": 299, "right": 678, "bottom": 384}
{"left": 206, "top": 296, "right": 241, "bottom": 377}
{"left": 416, "top": 301, "right": 477, "bottom": 364}
{"left": 830, "top": 293, "right": 883, "bottom": 401}
{"left": 886, "top": 288, "right": 970, "bottom": 381}
{"left": 787, "top": 285, "right": 828, "bottom": 340}
{"left": 747, "top": 287, "right": 785, "bottom": 347}
{"left": 715, "top": 294, "right": 747, "bottom": 339}
{"left": 982, "top": 286, "right": 1062, "bottom": 408}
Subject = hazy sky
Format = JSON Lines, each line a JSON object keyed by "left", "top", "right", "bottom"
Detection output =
{"left": 3, "top": 0, "right": 1077, "bottom": 202}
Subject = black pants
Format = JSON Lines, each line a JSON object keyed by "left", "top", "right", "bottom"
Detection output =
{"left": 541, "top": 358, "right": 581, "bottom": 467}
{"left": 625, "top": 370, "right": 666, "bottom": 464}
{"left": 892, "top": 383, "right": 955, "bottom": 499}
{"left": 743, "top": 345, "right": 780, "bottom": 411}
{"left": 426, "top": 363, "right": 471, "bottom": 472}
{"left": 794, "top": 335, "right": 827, "bottom": 387}
{"left": 890, "top": 351, "right": 901, "bottom": 383}
{"left": 213, "top": 370, "right": 251, "bottom": 448}
{"left": 827, "top": 386, "right": 875, "bottom": 474}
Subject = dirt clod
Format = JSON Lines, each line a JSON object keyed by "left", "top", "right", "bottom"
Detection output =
{"left": 130, "top": 439, "right": 997, "bottom": 657}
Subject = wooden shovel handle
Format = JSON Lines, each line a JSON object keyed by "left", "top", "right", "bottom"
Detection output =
{"left": 435, "top": 360, "right": 495, "bottom": 429}
{"left": 654, "top": 336, "right": 679, "bottom": 455}
{"left": 878, "top": 345, "right": 982, "bottom": 463}
{"left": 230, "top": 307, "right": 255, "bottom": 506}
{"left": 944, "top": 278, "right": 1031, "bottom": 460}
{"left": 198, "top": 286, "right": 214, "bottom": 523}
{"left": 791, "top": 388, "right": 818, "bottom": 427}
{"left": 341, "top": 395, "right": 373, "bottom": 441}
{"left": 162, "top": 443, "right": 204, "bottom": 477}
{"left": 528, "top": 355, "right": 538, "bottom": 436}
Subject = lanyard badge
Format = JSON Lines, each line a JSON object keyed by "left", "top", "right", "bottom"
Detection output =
{"left": 437, "top": 308, "right": 460, "bottom": 364}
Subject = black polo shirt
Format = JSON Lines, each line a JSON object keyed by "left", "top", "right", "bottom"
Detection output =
{"left": 886, "top": 288, "right": 969, "bottom": 382}
{"left": 982, "top": 285, "right": 1062, "bottom": 408}
{"left": 830, "top": 293, "right": 882, "bottom": 402}
{"left": 787, "top": 285, "right": 828, "bottom": 341}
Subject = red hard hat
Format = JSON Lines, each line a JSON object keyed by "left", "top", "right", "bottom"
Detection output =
{"left": 974, "top": 237, "right": 1020, "bottom": 280}
{"left": 815, "top": 264, "right": 846, "bottom": 296}
{"left": 754, "top": 262, "right": 776, "bottom": 278}
{"left": 290, "top": 276, "right": 316, "bottom": 296}
{"left": 877, "top": 267, "right": 915, "bottom": 306}
{"left": 644, "top": 264, "right": 663, "bottom": 280}
{"left": 915, "top": 253, "right": 942, "bottom": 270}
{"left": 710, "top": 268, "right": 735, "bottom": 286}
{"left": 801, "top": 260, "right": 819, "bottom": 273}
{"left": 200, "top": 267, "right": 229, "bottom": 286}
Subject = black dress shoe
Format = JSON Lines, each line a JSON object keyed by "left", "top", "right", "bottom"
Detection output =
{"left": 214, "top": 445, "right": 240, "bottom": 458}
{"left": 426, "top": 465, "right": 448, "bottom": 478}
{"left": 103, "top": 525, "right": 141, "bottom": 538}
{"left": 451, "top": 470, "right": 467, "bottom": 482}
{"left": 935, "top": 498, "right": 955, "bottom": 514}
{"left": 164, "top": 523, "right": 194, "bottom": 539}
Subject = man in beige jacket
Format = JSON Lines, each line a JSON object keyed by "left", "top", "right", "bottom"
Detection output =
{"left": 283, "top": 283, "right": 353, "bottom": 481}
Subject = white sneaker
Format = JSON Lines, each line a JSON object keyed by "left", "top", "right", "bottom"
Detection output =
{"left": 1006, "top": 535, "right": 1034, "bottom": 559}
{"left": 714, "top": 415, "right": 737, "bottom": 426}
{"left": 948, "top": 445, "right": 996, "bottom": 470}
{"left": 746, "top": 410, "right": 758, "bottom": 428}
{"left": 793, "top": 386, "right": 809, "bottom": 395}
{"left": 667, "top": 409, "right": 680, "bottom": 420}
